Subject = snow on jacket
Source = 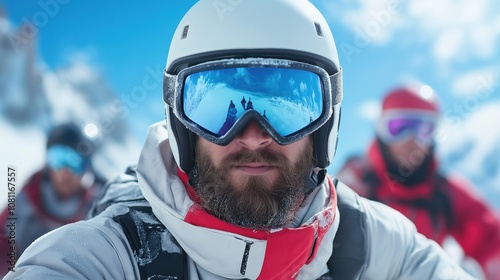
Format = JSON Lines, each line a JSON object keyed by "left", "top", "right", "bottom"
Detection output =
{"left": 337, "top": 140, "right": 500, "bottom": 279}
{"left": 5, "top": 122, "right": 474, "bottom": 279}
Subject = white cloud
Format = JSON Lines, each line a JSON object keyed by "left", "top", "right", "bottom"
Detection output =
{"left": 432, "top": 29, "right": 464, "bottom": 64}
{"left": 408, "top": 0, "right": 486, "bottom": 28}
{"left": 318, "top": 0, "right": 500, "bottom": 64}
{"left": 323, "top": 0, "right": 405, "bottom": 45}
{"left": 59, "top": 56, "right": 99, "bottom": 83}
{"left": 434, "top": 102, "right": 500, "bottom": 212}
{"left": 357, "top": 99, "right": 381, "bottom": 122}
{"left": 437, "top": 102, "right": 500, "bottom": 187}
{"left": 450, "top": 67, "right": 498, "bottom": 97}
{"left": 470, "top": 24, "right": 498, "bottom": 59}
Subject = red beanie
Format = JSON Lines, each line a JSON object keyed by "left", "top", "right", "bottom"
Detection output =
{"left": 382, "top": 85, "right": 440, "bottom": 114}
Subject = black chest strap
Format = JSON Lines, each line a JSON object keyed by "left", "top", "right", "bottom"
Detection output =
{"left": 113, "top": 206, "right": 187, "bottom": 280}
{"left": 327, "top": 179, "right": 368, "bottom": 279}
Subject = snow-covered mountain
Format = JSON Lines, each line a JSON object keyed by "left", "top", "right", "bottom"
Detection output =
{"left": 0, "top": 9, "right": 141, "bottom": 208}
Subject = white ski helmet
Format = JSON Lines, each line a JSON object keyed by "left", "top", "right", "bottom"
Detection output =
{"left": 164, "top": 0, "right": 342, "bottom": 176}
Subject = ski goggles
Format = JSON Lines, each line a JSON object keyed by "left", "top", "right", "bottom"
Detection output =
{"left": 164, "top": 58, "right": 342, "bottom": 145}
{"left": 47, "top": 145, "right": 86, "bottom": 175}
{"left": 377, "top": 111, "right": 438, "bottom": 143}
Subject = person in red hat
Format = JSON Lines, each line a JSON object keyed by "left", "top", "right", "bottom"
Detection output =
{"left": 337, "top": 83, "right": 500, "bottom": 279}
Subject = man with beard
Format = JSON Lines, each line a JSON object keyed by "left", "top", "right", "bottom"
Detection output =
{"left": 7, "top": 1, "right": 474, "bottom": 279}
{"left": 337, "top": 84, "right": 500, "bottom": 279}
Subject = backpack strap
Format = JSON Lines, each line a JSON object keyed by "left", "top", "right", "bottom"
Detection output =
{"left": 429, "top": 173, "right": 453, "bottom": 229}
{"left": 327, "top": 178, "right": 368, "bottom": 279}
{"left": 113, "top": 206, "right": 187, "bottom": 280}
{"left": 92, "top": 165, "right": 187, "bottom": 279}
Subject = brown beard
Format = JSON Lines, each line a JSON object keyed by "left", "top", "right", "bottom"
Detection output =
{"left": 191, "top": 141, "right": 314, "bottom": 229}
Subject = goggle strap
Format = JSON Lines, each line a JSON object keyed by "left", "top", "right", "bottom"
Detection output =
{"left": 163, "top": 71, "right": 176, "bottom": 106}
{"left": 330, "top": 68, "right": 343, "bottom": 105}
{"left": 165, "top": 68, "right": 343, "bottom": 107}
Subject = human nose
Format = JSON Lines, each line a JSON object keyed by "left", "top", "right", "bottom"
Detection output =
{"left": 235, "top": 121, "right": 272, "bottom": 150}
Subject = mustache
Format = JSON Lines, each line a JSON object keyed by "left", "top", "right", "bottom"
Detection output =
{"left": 220, "top": 148, "right": 289, "bottom": 168}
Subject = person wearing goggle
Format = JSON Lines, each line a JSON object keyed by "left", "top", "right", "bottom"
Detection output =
{"left": 337, "top": 84, "right": 500, "bottom": 279}
{"left": 46, "top": 144, "right": 87, "bottom": 199}
{"left": 47, "top": 144, "right": 87, "bottom": 174}
{"left": 0, "top": 123, "right": 103, "bottom": 275}
{"left": 7, "top": 1, "right": 476, "bottom": 280}
{"left": 377, "top": 112, "right": 437, "bottom": 144}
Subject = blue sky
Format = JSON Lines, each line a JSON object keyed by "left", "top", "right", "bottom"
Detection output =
{"left": 3, "top": 0, "right": 500, "bottom": 175}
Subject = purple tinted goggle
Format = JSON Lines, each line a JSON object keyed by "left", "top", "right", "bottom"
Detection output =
{"left": 377, "top": 111, "right": 438, "bottom": 143}
{"left": 164, "top": 58, "right": 342, "bottom": 145}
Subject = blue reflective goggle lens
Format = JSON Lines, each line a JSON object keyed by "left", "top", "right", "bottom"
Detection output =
{"left": 165, "top": 58, "right": 341, "bottom": 145}
{"left": 182, "top": 67, "right": 324, "bottom": 138}
{"left": 47, "top": 145, "right": 85, "bottom": 175}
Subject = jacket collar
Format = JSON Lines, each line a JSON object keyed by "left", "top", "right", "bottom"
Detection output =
{"left": 136, "top": 122, "right": 339, "bottom": 279}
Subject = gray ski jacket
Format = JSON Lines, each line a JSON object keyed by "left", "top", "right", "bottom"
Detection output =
{"left": 5, "top": 122, "right": 474, "bottom": 279}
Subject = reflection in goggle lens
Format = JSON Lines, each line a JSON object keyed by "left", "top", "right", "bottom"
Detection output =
{"left": 387, "top": 117, "right": 435, "bottom": 139}
{"left": 183, "top": 67, "right": 324, "bottom": 137}
{"left": 47, "top": 145, "right": 85, "bottom": 174}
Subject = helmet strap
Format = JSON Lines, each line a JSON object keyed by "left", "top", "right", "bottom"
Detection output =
{"left": 168, "top": 109, "right": 197, "bottom": 173}
{"left": 304, "top": 169, "right": 326, "bottom": 195}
